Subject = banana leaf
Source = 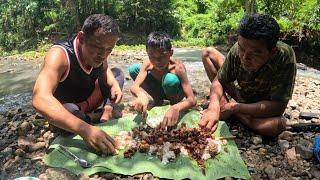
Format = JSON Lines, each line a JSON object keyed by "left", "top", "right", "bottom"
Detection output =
{"left": 44, "top": 106, "right": 250, "bottom": 179}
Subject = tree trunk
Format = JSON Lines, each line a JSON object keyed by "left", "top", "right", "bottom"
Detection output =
{"left": 245, "top": 0, "right": 256, "bottom": 13}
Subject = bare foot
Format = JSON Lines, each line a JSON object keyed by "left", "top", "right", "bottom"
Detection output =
{"left": 100, "top": 105, "right": 123, "bottom": 122}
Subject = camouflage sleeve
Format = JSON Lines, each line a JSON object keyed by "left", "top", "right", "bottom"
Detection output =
{"left": 217, "top": 45, "right": 238, "bottom": 84}
{"left": 269, "top": 62, "right": 297, "bottom": 101}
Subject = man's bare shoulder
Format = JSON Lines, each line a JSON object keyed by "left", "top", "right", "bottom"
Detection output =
{"left": 44, "top": 47, "right": 69, "bottom": 68}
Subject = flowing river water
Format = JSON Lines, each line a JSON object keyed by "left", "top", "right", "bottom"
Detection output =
{"left": 0, "top": 48, "right": 319, "bottom": 115}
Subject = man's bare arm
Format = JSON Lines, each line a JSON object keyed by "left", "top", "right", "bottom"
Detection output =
{"left": 198, "top": 77, "right": 224, "bottom": 131}
{"left": 235, "top": 100, "right": 288, "bottom": 118}
{"left": 32, "top": 48, "right": 116, "bottom": 154}
{"left": 32, "top": 48, "right": 92, "bottom": 135}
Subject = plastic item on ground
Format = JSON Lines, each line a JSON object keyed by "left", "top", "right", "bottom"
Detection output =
{"left": 314, "top": 135, "right": 320, "bottom": 162}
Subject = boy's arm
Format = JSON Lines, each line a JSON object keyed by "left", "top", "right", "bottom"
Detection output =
{"left": 32, "top": 48, "right": 116, "bottom": 154}
{"left": 171, "top": 60, "right": 196, "bottom": 111}
{"left": 130, "top": 61, "right": 150, "bottom": 113}
{"left": 161, "top": 60, "right": 196, "bottom": 128}
{"left": 130, "top": 61, "right": 150, "bottom": 97}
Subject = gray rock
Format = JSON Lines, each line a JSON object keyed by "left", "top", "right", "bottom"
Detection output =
{"left": 299, "top": 112, "right": 320, "bottom": 120}
{"left": 295, "top": 144, "right": 313, "bottom": 160}
{"left": 143, "top": 173, "right": 154, "bottom": 180}
{"left": 310, "top": 167, "right": 320, "bottom": 179}
{"left": 12, "top": 114, "right": 22, "bottom": 121}
{"left": 252, "top": 136, "right": 262, "bottom": 145}
{"left": 279, "top": 131, "right": 294, "bottom": 141}
{"left": 29, "top": 142, "right": 46, "bottom": 152}
{"left": 264, "top": 165, "right": 276, "bottom": 180}
{"left": 18, "top": 121, "right": 32, "bottom": 135}
{"left": 278, "top": 140, "right": 290, "bottom": 151}
{"left": 18, "top": 136, "right": 35, "bottom": 150}
{"left": 1, "top": 147, "right": 13, "bottom": 156}
{"left": 43, "top": 168, "right": 77, "bottom": 180}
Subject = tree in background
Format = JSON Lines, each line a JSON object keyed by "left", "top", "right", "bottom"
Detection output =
{"left": 0, "top": 0, "right": 319, "bottom": 51}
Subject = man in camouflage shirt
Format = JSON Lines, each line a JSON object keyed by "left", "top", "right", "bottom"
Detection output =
{"left": 199, "top": 13, "right": 296, "bottom": 136}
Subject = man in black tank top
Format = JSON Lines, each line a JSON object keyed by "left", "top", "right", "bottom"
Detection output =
{"left": 32, "top": 14, "right": 123, "bottom": 155}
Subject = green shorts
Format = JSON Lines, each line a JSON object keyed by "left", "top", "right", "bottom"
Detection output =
{"left": 128, "top": 63, "right": 183, "bottom": 100}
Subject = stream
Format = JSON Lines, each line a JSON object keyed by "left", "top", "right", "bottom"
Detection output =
{"left": 0, "top": 48, "right": 319, "bottom": 115}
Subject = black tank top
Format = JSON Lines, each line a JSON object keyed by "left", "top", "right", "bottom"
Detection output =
{"left": 53, "top": 37, "right": 103, "bottom": 103}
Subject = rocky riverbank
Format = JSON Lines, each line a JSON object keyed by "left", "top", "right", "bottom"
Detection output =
{"left": 0, "top": 51, "right": 320, "bottom": 179}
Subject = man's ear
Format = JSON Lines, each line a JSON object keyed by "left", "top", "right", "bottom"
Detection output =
{"left": 77, "top": 31, "right": 85, "bottom": 44}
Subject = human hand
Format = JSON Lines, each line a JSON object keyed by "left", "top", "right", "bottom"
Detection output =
{"left": 161, "top": 105, "right": 180, "bottom": 129}
{"left": 220, "top": 102, "right": 238, "bottom": 120}
{"left": 131, "top": 95, "right": 149, "bottom": 114}
{"left": 110, "top": 85, "right": 122, "bottom": 104}
{"left": 80, "top": 126, "right": 117, "bottom": 155}
{"left": 198, "top": 109, "right": 219, "bottom": 132}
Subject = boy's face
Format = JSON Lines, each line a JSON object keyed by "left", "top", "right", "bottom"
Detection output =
{"left": 238, "top": 35, "right": 275, "bottom": 72}
{"left": 147, "top": 47, "right": 173, "bottom": 70}
{"left": 78, "top": 29, "right": 118, "bottom": 68}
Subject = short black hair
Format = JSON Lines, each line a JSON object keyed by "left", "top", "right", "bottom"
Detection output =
{"left": 146, "top": 32, "right": 172, "bottom": 50}
{"left": 82, "top": 14, "right": 120, "bottom": 39}
{"left": 238, "top": 13, "right": 280, "bottom": 50}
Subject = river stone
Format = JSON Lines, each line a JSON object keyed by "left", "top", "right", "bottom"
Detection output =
{"left": 310, "top": 167, "right": 320, "bottom": 179}
{"left": 143, "top": 173, "right": 154, "bottom": 180}
{"left": 295, "top": 144, "right": 313, "bottom": 160}
{"left": 286, "top": 147, "right": 297, "bottom": 162}
{"left": 18, "top": 136, "right": 35, "bottom": 150}
{"left": 278, "top": 140, "right": 290, "bottom": 151}
{"left": 252, "top": 136, "right": 263, "bottom": 145}
{"left": 299, "top": 112, "right": 320, "bottom": 120}
{"left": 1, "top": 147, "right": 13, "bottom": 157}
{"left": 279, "top": 131, "right": 294, "bottom": 141}
{"left": 264, "top": 165, "right": 276, "bottom": 180}
{"left": 14, "top": 148, "right": 25, "bottom": 157}
{"left": 29, "top": 142, "right": 46, "bottom": 152}
{"left": 18, "top": 121, "right": 32, "bottom": 135}
{"left": 42, "top": 168, "right": 77, "bottom": 180}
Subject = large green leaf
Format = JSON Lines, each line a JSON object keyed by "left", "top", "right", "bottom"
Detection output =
{"left": 44, "top": 106, "right": 250, "bottom": 179}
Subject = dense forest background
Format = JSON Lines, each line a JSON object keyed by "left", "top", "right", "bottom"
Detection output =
{"left": 0, "top": 0, "right": 319, "bottom": 54}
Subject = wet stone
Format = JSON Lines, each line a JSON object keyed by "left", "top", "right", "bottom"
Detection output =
{"left": 252, "top": 136, "right": 262, "bottom": 145}
{"left": 299, "top": 112, "right": 320, "bottom": 120}
{"left": 295, "top": 144, "right": 313, "bottom": 160}
{"left": 278, "top": 139, "right": 290, "bottom": 151}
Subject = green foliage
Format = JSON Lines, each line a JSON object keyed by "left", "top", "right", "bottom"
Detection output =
{"left": 0, "top": 0, "right": 319, "bottom": 53}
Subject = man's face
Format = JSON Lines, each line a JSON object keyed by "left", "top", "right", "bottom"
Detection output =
{"left": 147, "top": 47, "right": 173, "bottom": 70}
{"left": 238, "top": 35, "right": 274, "bottom": 72}
{"left": 79, "top": 29, "right": 118, "bottom": 68}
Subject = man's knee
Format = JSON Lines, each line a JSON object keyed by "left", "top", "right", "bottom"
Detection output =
{"left": 111, "top": 67, "right": 124, "bottom": 89}
{"left": 63, "top": 103, "right": 91, "bottom": 123}
{"left": 128, "top": 63, "right": 141, "bottom": 80}
{"left": 251, "top": 116, "right": 286, "bottom": 137}
{"left": 162, "top": 73, "right": 182, "bottom": 96}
